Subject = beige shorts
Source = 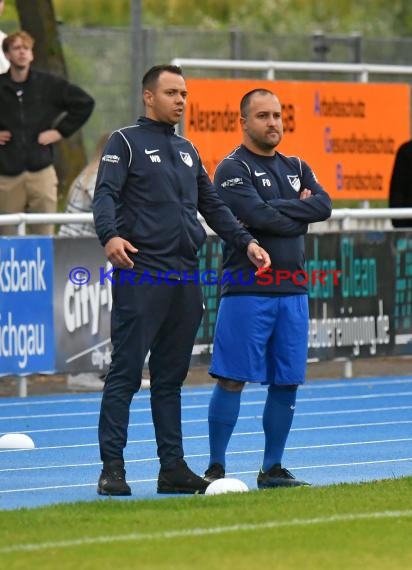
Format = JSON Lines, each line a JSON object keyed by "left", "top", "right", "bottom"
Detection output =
{"left": 0, "top": 165, "right": 58, "bottom": 235}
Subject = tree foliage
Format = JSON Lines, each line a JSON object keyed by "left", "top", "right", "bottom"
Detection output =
{"left": 11, "top": 0, "right": 89, "bottom": 205}
{"left": 3, "top": 0, "right": 412, "bottom": 36}
{"left": 144, "top": 0, "right": 412, "bottom": 36}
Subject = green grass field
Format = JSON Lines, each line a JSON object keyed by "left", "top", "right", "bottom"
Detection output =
{"left": 0, "top": 476, "right": 411, "bottom": 569}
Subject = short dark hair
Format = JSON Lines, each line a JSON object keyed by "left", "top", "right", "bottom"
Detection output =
{"left": 240, "top": 88, "right": 275, "bottom": 117}
{"left": 142, "top": 64, "right": 183, "bottom": 92}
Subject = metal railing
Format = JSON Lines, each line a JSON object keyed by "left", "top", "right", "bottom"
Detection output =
{"left": 2, "top": 208, "right": 411, "bottom": 394}
{"left": 1, "top": 209, "right": 412, "bottom": 235}
{"left": 0, "top": 213, "right": 93, "bottom": 235}
{"left": 171, "top": 57, "right": 412, "bottom": 82}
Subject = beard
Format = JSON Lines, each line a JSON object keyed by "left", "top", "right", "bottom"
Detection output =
{"left": 249, "top": 131, "right": 280, "bottom": 153}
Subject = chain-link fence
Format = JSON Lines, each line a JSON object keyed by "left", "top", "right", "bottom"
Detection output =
{"left": 2, "top": 22, "right": 412, "bottom": 154}
{"left": 54, "top": 27, "right": 412, "bottom": 155}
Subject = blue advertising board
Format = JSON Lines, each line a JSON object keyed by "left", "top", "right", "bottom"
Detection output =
{"left": 0, "top": 237, "right": 55, "bottom": 375}
{"left": 0, "top": 231, "right": 411, "bottom": 377}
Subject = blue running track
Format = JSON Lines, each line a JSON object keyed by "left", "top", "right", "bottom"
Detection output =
{"left": 0, "top": 375, "right": 412, "bottom": 511}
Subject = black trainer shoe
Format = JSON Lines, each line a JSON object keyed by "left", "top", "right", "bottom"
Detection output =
{"left": 97, "top": 459, "right": 132, "bottom": 496}
{"left": 204, "top": 463, "right": 225, "bottom": 483}
{"left": 257, "top": 464, "right": 310, "bottom": 489}
{"left": 157, "top": 459, "right": 209, "bottom": 494}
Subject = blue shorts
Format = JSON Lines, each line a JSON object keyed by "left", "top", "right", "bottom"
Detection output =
{"left": 209, "top": 295, "right": 309, "bottom": 385}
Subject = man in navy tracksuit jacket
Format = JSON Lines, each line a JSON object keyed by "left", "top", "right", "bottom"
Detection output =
{"left": 204, "top": 88, "right": 332, "bottom": 489}
{"left": 93, "top": 65, "right": 270, "bottom": 496}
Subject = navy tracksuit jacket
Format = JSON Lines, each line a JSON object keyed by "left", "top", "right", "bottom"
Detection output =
{"left": 93, "top": 118, "right": 256, "bottom": 468}
{"left": 93, "top": 118, "right": 254, "bottom": 272}
{"left": 213, "top": 144, "right": 332, "bottom": 296}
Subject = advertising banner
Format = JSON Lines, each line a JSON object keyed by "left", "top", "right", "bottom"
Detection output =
{"left": 53, "top": 238, "right": 223, "bottom": 372}
{"left": 185, "top": 79, "right": 410, "bottom": 201}
{"left": 197, "top": 232, "right": 403, "bottom": 360}
{"left": 1, "top": 232, "right": 411, "bottom": 377}
{"left": 306, "top": 232, "right": 393, "bottom": 359}
{"left": 0, "top": 237, "right": 55, "bottom": 375}
{"left": 53, "top": 237, "right": 112, "bottom": 374}
{"left": 392, "top": 233, "right": 412, "bottom": 354}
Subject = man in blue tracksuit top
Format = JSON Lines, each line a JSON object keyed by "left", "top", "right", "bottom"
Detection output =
{"left": 93, "top": 65, "right": 270, "bottom": 496}
{"left": 204, "top": 88, "right": 332, "bottom": 488}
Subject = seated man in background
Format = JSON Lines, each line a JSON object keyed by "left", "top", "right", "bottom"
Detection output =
{"left": 59, "top": 133, "right": 109, "bottom": 237}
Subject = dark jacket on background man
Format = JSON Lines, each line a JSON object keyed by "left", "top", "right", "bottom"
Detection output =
{"left": 0, "top": 68, "right": 95, "bottom": 176}
{"left": 389, "top": 140, "right": 412, "bottom": 228}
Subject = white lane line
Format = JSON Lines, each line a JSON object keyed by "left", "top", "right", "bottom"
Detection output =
{"left": 0, "top": 411, "right": 101, "bottom": 421}
{"left": 1, "top": 419, "right": 412, "bottom": 454}
{"left": 234, "top": 456, "right": 412, "bottom": 473}
{"left": 1, "top": 378, "right": 412, "bottom": 409}
{"left": 297, "top": 405, "right": 412, "bottom": 416}
{"left": 1, "top": 437, "right": 411, "bottom": 473}
{"left": 4, "top": 406, "right": 412, "bottom": 436}
{"left": 298, "top": 391, "right": 412, "bottom": 402}
{"left": 0, "top": 397, "right": 103, "bottom": 408}
{"left": 0, "top": 457, "right": 411, "bottom": 495}
{"left": 0, "top": 509, "right": 411, "bottom": 554}
{"left": 3, "top": 391, "right": 412, "bottom": 421}
{"left": 0, "top": 457, "right": 159, "bottom": 473}
{"left": 292, "top": 419, "right": 412, "bottom": 431}
{"left": 300, "top": 378, "right": 412, "bottom": 390}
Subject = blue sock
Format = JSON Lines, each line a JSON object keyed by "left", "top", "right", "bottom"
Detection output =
{"left": 262, "top": 384, "right": 298, "bottom": 472}
{"left": 208, "top": 383, "right": 241, "bottom": 469}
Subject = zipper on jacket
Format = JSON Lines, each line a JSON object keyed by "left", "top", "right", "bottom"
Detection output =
{"left": 16, "top": 87, "right": 27, "bottom": 147}
{"left": 165, "top": 129, "right": 186, "bottom": 275}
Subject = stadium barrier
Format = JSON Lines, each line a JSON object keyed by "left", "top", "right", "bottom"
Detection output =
{"left": 1, "top": 209, "right": 412, "bottom": 396}
{"left": 171, "top": 58, "right": 412, "bottom": 82}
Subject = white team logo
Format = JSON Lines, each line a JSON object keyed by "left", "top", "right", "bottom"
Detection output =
{"left": 221, "top": 177, "right": 243, "bottom": 188}
{"left": 180, "top": 151, "right": 193, "bottom": 167}
{"left": 102, "top": 154, "right": 120, "bottom": 164}
{"left": 287, "top": 175, "right": 301, "bottom": 192}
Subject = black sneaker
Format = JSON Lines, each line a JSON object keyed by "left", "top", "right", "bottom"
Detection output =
{"left": 204, "top": 463, "right": 225, "bottom": 483}
{"left": 257, "top": 464, "right": 310, "bottom": 489}
{"left": 97, "top": 459, "right": 132, "bottom": 496}
{"left": 157, "top": 459, "right": 209, "bottom": 494}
